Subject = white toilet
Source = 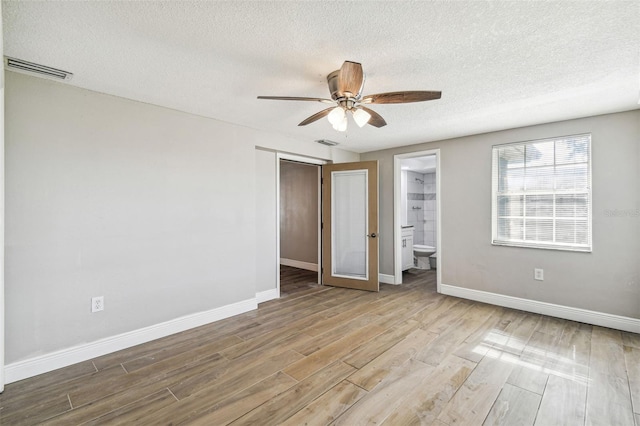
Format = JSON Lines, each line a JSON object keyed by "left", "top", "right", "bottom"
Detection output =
{"left": 413, "top": 244, "right": 436, "bottom": 269}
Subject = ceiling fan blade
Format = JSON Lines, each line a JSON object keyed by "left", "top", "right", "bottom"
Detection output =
{"left": 338, "top": 61, "right": 364, "bottom": 97}
{"left": 258, "top": 96, "right": 334, "bottom": 104}
{"left": 298, "top": 107, "right": 334, "bottom": 126}
{"left": 361, "top": 91, "right": 442, "bottom": 104}
{"left": 360, "top": 106, "right": 387, "bottom": 128}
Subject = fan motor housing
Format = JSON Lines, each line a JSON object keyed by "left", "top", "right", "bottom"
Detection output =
{"left": 327, "top": 69, "right": 364, "bottom": 101}
{"left": 327, "top": 70, "right": 341, "bottom": 100}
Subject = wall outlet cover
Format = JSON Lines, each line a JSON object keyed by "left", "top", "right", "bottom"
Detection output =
{"left": 534, "top": 269, "right": 544, "bottom": 281}
{"left": 91, "top": 296, "right": 104, "bottom": 313}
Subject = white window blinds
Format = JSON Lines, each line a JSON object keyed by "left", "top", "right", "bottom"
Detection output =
{"left": 491, "top": 134, "right": 592, "bottom": 252}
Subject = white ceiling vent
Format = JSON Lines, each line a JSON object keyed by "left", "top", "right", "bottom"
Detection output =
{"left": 4, "top": 57, "right": 73, "bottom": 81}
{"left": 315, "top": 139, "right": 339, "bottom": 146}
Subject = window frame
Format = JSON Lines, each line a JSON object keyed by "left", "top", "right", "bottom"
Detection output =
{"left": 491, "top": 133, "right": 593, "bottom": 252}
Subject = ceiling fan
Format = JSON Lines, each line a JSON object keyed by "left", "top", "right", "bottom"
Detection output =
{"left": 257, "top": 61, "right": 441, "bottom": 131}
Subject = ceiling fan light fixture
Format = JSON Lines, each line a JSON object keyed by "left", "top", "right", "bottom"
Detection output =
{"left": 258, "top": 61, "right": 440, "bottom": 130}
{"left": 327, "top": 106, "right": 346, "bottom": 126}
{"left": 352, "top": 108, "right": 371, "bottom": 128}
{"left": 333, "top": 115, "right": 348, "bottom": 132}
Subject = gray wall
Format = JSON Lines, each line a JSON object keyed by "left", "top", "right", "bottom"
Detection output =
{"left": 280, "top": 161, "right": 319, "bottom": 265}
{"left": 255, "top": 149, "right": 277, "bottom": 293}
{"left": 362, "top": 110, "right": 640, "bottom": 318}
{"left": 4, "top": 71, "right": 357, "bottom": 364}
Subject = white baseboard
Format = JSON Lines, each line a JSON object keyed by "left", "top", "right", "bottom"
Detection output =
{"left": 440, "top": 284, "right": 640, "bottom": 334}
{"left": 4, "top": 298, "right": 258, "bottom": 384}
{"left": 280, "top": 258, "right": 318, "bottom": 272}
{"left": 379, "top": 273, "right": 398, "bottom": 285}
{"left": 256, "top": 288, "right": 279, "bottom": 304}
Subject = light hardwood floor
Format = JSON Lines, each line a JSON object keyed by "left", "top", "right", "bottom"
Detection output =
{"left": 1, "top": 266, "right": 639, "bottom": 425}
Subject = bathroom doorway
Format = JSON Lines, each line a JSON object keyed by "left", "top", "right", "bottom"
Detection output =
{"left": 393, "top": 149, "right": 441, "bottom": 289}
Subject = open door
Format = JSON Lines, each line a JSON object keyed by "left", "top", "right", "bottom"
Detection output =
{"left": 322, "top": 161, "right": 379, "bottom": 291}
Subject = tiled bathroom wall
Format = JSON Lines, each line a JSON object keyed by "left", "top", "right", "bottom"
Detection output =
{"left": 423, "top": 172, "right": 437, "bottom": 247}
{"left": 404, "top": 169, "right": 437, "bottom": 248}
{"left": 406, "top": 171, "right": 425, "bottom": 245}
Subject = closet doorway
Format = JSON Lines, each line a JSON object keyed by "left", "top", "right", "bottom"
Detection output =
{"left": 277, "top": 154, "right": 324, "bottom": 296}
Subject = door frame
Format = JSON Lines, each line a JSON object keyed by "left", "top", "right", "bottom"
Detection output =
{"left": 393, "top": 149, "right": 442, "bottom": 291}
{"left": 276, "top": 153, "right": 326, "bottom": 296}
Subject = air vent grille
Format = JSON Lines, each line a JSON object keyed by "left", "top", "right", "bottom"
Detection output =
{"left": 5, "top": 57, "right": 73, "bottom": 81}
{"left": 315, "top": 139, "right": 339, "bottom": 146}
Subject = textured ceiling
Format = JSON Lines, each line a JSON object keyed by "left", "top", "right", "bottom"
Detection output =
{"left": 3, "top": 1, "right": 639, "bottom": 153}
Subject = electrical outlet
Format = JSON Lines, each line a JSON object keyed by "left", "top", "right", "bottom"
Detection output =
{"left": 91, "top": 296, "right": 104, "bottom": 313}
{"left": 534, "top": 268, "right": 544, "bottom": 281}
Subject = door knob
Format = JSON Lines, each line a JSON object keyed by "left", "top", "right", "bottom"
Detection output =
{"left": 367, "top": 233, "right": 378, "bottom": 238}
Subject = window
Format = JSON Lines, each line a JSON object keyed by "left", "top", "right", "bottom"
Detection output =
{"left": 491, "top": 134, "right": 592, "bottom": 252}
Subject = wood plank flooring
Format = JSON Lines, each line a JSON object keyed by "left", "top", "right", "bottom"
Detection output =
{"left": 1, "top": 266, "right": 639, "bottom": 425}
